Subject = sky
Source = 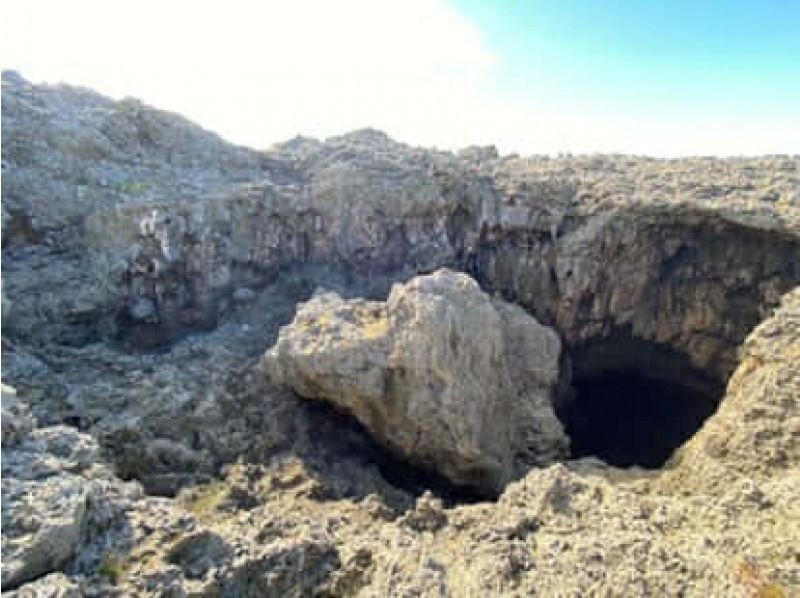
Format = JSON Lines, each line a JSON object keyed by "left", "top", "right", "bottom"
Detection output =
{"left": 2, "top": 0, "right": 798, "bottom": 156}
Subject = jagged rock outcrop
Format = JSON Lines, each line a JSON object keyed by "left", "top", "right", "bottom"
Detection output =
{"left": 5, "top": 71, "right": 798, "bottom": 367}
{"left": 1, "top": 386, "right": 142, "bottom": 591}
{"left": 2, "top": 71, "right": 800, "bottom": 595}
{"left": 665, "top": 285, "right": 800, "bottom": 493}
{"left": 1, "top": 384, "right": 35, "bottom": 447}
{"left": 267, "top": 269, "right": 567, "bottom": 493}
{"left": 60, "top": 441, "right": 798, "bottom": 596}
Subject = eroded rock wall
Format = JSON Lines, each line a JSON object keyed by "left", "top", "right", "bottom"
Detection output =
{"left": 664, "top": 285, "right": 800, "bottom": 493}
{"left": 3, "top": 71, "right": 800, "bottom": 596}
{"left": 4, "top": 72, "right": 800, "bottom": 370}
{"left": 475, "top": 207, "right": 800, "bottom": 381}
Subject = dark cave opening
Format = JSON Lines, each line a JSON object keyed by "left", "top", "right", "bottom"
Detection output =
{"left": 559, "top": 339, "right": 723, "bottom": 468}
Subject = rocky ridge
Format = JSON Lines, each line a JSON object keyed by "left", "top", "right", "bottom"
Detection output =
{"left": 2, "top": 71, "right": 800, "bottom": 595}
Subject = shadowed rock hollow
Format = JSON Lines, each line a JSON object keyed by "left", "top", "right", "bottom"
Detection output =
{"left": 2, "top": 71, "right": 800, "bottom": 596}
{"left": 563, "top": 366, "right": 721, "bottom": 468}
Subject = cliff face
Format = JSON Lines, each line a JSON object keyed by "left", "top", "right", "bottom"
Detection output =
{"left": 2, "top": 71, "right": 800, "bottom": 595}
{"left": 5, "top": 72, "right": 799, "bottom": 380}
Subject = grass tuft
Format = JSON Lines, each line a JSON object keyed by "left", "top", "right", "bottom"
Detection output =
{"left": 97, "top": 553, "right": 127, "bottom": 584}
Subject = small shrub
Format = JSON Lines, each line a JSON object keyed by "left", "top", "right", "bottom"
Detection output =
{"left": 97, "top": 554, "right": 127, "bottom": 584}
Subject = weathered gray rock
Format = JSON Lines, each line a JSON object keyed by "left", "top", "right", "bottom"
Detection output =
{"left": 1, "top": 384, "right": 34, "bottom": 447}
{"left": 666, "top": 285, "right": 800, "bottom": 493}
{"left": 267, "top": 269, "right": 568, "bottom": 493}
{"left": 3, "top": 71, "right": 800, "bottom": 596}
{"left": 1, "top": 389, "right": 141, "bottom": 592}
{"left": 1, "top": 389, "right": 87, "bottom": 590}
{"left": 4, "top": 70, "right": 799, "bottom": 365}
{"left": 1, "top": 474, "right": 87, "bottom": 590}
{"left": 4, "top": 573, "right": 81, "bottom": 597}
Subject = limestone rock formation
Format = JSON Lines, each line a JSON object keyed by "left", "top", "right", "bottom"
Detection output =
{"left": 3, "top": 70, "right": 799, "bottom": 371}
{"left": 2, "top": 71, "right": 800, "bottom": 595}
{"left": 1, "top": 386, "right": 142, "bottom": 591}
{"left": 666, "top": 285, "right": 800, "bottom": 493}
{"left": 267, "top": 269, "right": 567, "bottom": 493}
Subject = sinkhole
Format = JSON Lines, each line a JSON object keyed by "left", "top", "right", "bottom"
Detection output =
{"left": 558, "top": 338, "right": 724, "bottom": 469}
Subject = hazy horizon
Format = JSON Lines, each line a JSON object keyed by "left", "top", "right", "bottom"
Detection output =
{"left": 2, "top": 0, "right": 798, "bottom": 157}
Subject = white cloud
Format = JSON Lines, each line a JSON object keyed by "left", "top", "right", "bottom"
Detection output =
{"left": 2, "top": 0, "right": 797, "bottom": 156}
{"left": 1, "top": 0, "right": 503, "bottom": 148}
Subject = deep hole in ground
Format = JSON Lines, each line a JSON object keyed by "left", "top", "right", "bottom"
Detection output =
{"left": 559, "top": 338, "right": 724, "bottom": 468}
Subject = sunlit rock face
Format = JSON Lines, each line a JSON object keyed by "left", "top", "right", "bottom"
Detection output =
{"left": 6, "top": 67, "right": 798, "bottom": 360}
{"left": 3, "top": 71, "right": 800, "bottom": 596}
{"left": 266, "top": 269, "right": 568, "bottom": 495}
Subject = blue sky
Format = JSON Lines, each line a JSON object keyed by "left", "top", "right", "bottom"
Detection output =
{"left": 2, "top": 0, "right": 798, "bottom": 155}
{"left": 453, "top": 0, "right": 800, "bottom": 118}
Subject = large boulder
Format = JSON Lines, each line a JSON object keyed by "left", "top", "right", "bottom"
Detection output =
{"left": 266, "top": 269, "right": 568, "bottom": 494}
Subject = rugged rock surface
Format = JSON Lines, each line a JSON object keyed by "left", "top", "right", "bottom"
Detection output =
{"left": 5, "top": 573, "right": 82, "bottom": 597}
{"left": 267, "top": 269, "right": 567, "bottom": 494}
{"left": 5, "top": 70, "right": 798, "bottom": 368}
{"left": 665, "top": 285, "right": 800, "bottom": 493}
{"left": 1, "top": 385, "right": 142, "bottom": 592}
{"left": 2, "top": 71, "right": 800, "bottom": 595}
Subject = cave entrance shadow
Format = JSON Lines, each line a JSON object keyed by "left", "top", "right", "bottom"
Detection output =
{"left": 298, "top": 399, "right": 492, "bottom": 508}
{"left": 559, "top": 338, "right": 724, "bottom": 469}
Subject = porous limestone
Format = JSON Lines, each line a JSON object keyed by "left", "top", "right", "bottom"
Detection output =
{"left": 2, "top": 71, "right": 799, "bottom": 596}
{"left": 267, "top": 269, "right": 567, "bottom": 494}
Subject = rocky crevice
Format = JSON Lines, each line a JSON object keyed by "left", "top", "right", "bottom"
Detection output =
{"left": 4, "top": 68, "right": 799, "bottom": 491}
